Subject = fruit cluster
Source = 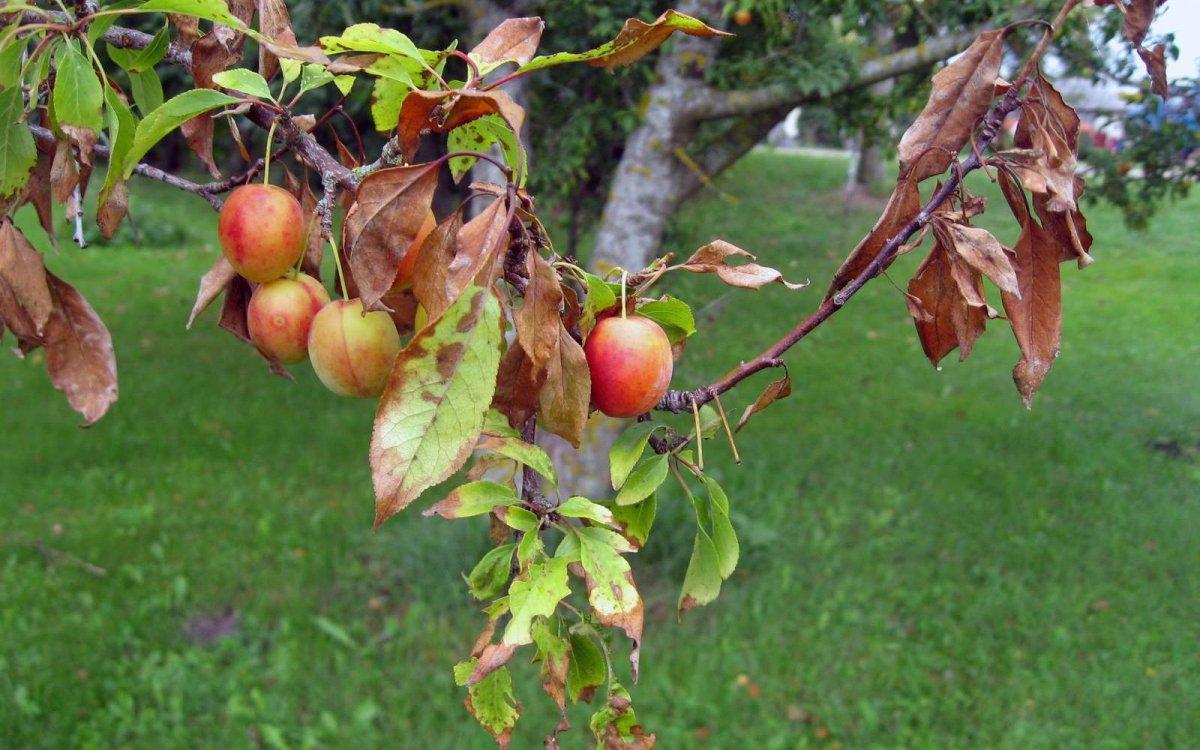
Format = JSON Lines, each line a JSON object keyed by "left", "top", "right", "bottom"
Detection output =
{"left": 219, "top": 183, "right": 674, "bottom": 414}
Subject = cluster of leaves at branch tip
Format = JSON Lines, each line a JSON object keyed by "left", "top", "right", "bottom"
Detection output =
{"left": 0, "top": 0, "right": 1173, "bottom": 746}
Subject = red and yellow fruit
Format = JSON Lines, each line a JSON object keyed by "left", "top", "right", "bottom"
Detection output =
{"left": 733, "top": 9, "right": 752, "bottom": 26}
{"left": 308, "top": 299, "right": 402, "bottom": 398}
{"left": 217, "top": 184, "right": 306, "bottom": 282}
{"left": 247, "top": 273, "right": 330, "bottom": 364}
{"left": 584, "top": 315, "right": 674, "bottom": 418}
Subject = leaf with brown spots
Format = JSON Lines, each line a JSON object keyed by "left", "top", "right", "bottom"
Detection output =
{"left": 680, "top": 240, "right": 806, "bottom": 290}
{"left": 826, "top": 175, "right": 921, "bottom": 299}
{"left": 371, "top": 285, "right": 503, "bottom": 527}
{"left": 897, "top": 30, "right": 1004, "bottom": 182}
{"left": 396, "top": 89, "right": 525, "bottom": 162}
{"left": 999, "top": 170, "right": 1062, "bottom": 407}
{"left": 42, "top": 272, "right": 118, "bottom": 425}
{"left": 574, "top": 526, "right": 643, "bottom": 681}
{"left": 470, "top": 17, "right": 544, "bottom": 70}
{"left": 906, "top": 241, "right": 988, "bottom": 367}
{"left": 342, "top": 163, "right": 440, "bottom": 312}
{"left": 538, "top": 322, "right": 590, "bottom": 448}
{"left": 0, "top": 220, "right": 53, "bottom": 334}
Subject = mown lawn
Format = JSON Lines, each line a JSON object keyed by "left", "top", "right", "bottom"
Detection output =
{"left": 1, "top": 152, "right": 1198, "bottom": 748}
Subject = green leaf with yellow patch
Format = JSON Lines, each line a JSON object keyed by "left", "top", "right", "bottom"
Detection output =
{"left": 371, "top": 286, "right": 503, "bottom": 527}
{"left": 503, "top": 557, "right": 570, "bottom": 645}
{"left": 518, "top": 10, "right": 728, "bottom": 73}
{"left": 466, "top": 543, "right": 515, "bottom": 601}
{"left": 423, "top": 480, "right": 517, "bottom": 519}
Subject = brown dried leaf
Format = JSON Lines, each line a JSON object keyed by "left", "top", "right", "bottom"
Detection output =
{"left": 735, "top": 375, "right": 792, "bottom": 432}
{"left": 538, "top": 323, "right": 590, "bottom": 447}
{"left": 17, "top": 141, "right": 56, "bottom": 249}
{"left": 256, "top": 0, "right": 299, "bottom": 80}
{"left": 1013, "top": 77, "right": 1080, "bottom": 214}
{"left": 1122, "top": 0, "right": 1156, "bottom": 46}
{"left": 898, "top": 30, "right": 1004, "bottom": 182}
{"left": 999, "top": 171, "right": 1062, "bottom": 407}
{"left": 587, "top": 9, "right": 729, "bottom": 70}
{"left": 218, "top": 274, "right": 253, "bottom": 343}
{"left": 97, "top": 182, "right": 129, "bottom": 240}
{"left": 906, "top": 243, "right": 987, "bottom": 366}
{"left": 932, "top": 219, "right": 1019, "bottom": 296}
{"left": 187, "top": 255, "right": 238, "bottom": 329}
{"left": 411, "top": 211, "right": 465, "bottom": 321}
{"left": 513, "top": 252, "right": 563, "bottom": 370}
{"left": 470, "top": 17, "right": 544, "bottom": 68}
{"left": 282, "top": 167, "right": 323, "bottom": 278}
{"left": 1035, "top": 186, "right": 1094, "bottom": 267}
{"left": 342, "top": 163, "right": 440, "bottom": 312}
{"left": 50, "top": 139, "right": 79, "bottom": 204}
{"left": 681, "top": 240, "right": 806, "bottom": 290}
{"left": 396, "top": 89, "right": 525, "bottom": 161}
{"left": 468, "top": 642, "right": 518, "bottom": 686}
{"left": 492, "top": 342, "right": 547, "bottom": 428}
{"left": 184, "top": 31, "right": 243, "bottom": 177}
{"left": 0, "top": 278, "right": 42, "bottom": 349}
{"left": 0, "top": 220, "right": 53, "bottom": 334}
{"left": 1138, "top": 44, "right": 1169, "bottom": 99}
{"left": 43, "top": 273, "right": 118, "bottom": 425}
{"left": 826, "top": 176, "right": 921, "bottom": 299}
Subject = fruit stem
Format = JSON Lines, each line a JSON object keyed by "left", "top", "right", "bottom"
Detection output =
{"left": 620, "top": 270, "right": 627, "bottom": 320}
{"left": 328, "top": 233, "right": 350, "bottom": 300}
{"left": 262, "top": 119, "right": 279, "bottom": 185}
{"left": 691, "top": 399, "right": 704, "bottom": 470}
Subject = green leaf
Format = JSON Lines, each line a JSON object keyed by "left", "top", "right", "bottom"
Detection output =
{"left": 553, "top": 530, "right": 580, "bottom": 563}
{"left": 312, "top": 615, "right": 359, "bottom": 649}
{"left": 519, "top": 10, "right": 728, "bottom": 73}
{"left": 557, "top": 497, "right": 614, "bottom": 526}
{"left": 504, "top": 557, "right": 570, "bottom": 645}
{"left": 320, "top": 24, "right": 424, "bottom": 60}
{"left": 609, "top": 423, "right": 660, "bottom": 489}
{"left": 211, "top": 68, "right": 273, "bottom": 100}
{"left": 298, "top": 63, "right": 334, "bottom": 96}
{"left": 0, "top": 87, "right": 36, "bottom": 198}
{"left": 499, "top": 505, "right": 539, "bottom": 533}
{"left": 0, "top": 38, "right": 26, "bottom": 89}
{"left": 370, "top": 76, "right": 409, "bottom": 132}
{"left": 106, "top": 24, "right": 168, "bottom": 72}
{"left": 637, "top": 295, "right": 695, "bottom": 343}
{"left": 333, "top": 75, "right": 355, "bottom": 95}
{"left": 128, "top": 68, "right": 164, "bottom": 115}
{"left": 615, "top": 453, "right": 669, "bottom": 506}
{"left": 53, "top": 42, "right": 104, "bottom": 134}
{"left": 463, "top": 665, "right": 519, "bottom": 743}
{"left": 580, "top": 271, "right": 619, "bottom": 328}
{"left": 566, "top": 632, "right": 606, "bottom": 703}
{"left": 678, "top": 527, "right": 722, "bottom": 612}
{"left": 478, "top": 433, "right": 557, "bottom": 485}
{"left": 703, "top": 476, "right": 739, "bottom": 579}
{"left": 516, "top": 524, "right": 544, "bottom": 567}
{"left": 124, "top": 89, "right": 239, "bottom": 177}
{"left": 100, "top": 86, "right": 137, "bottom": 194}
{"left": 423, "top": 480, "right": 517, "bottom": 519}
{"left": 609, "top": 495, "right": 657, "bottom": 549}
{"left": 576, "top": 527, "right": 640, "bottom": 625}
{"left": 446, "top": 115, "right": 526, "bottom": 185}
{"left": 136, "top": 0, "right": 246, "bottom": 29}
{"left": 370, "top": 286, "right": 503, "bottom": 526}
{"left": 466, "top": 544, "right": 515, "bottom": 601}
{"left": 279, "top": 58, "right": 302, "bottom": 84}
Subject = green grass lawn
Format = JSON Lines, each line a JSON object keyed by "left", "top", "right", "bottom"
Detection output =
{"left": 2, "top": 152, "right": 1198, "bottom": 748}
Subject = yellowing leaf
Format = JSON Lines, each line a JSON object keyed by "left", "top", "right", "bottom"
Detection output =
{"left": 371, "top": 286, "right": 503, "bottom": 526}
{"left": 503, "top": 558, "right": 570, "bottom": 646}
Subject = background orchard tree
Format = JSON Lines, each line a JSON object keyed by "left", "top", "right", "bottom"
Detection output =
{"left": 0, "top": 0, "right": 1176, "bottom": 746}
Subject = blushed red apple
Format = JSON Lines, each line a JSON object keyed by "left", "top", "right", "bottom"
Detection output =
{"left": 217, "top": 184, "right": 306, "bottom": 282}
{"left": 308, "top": 298, "right": 402, "bottom": 398}
{"left": 247, "top": 273, "right": 330, "bottom": 364}
{"left": 584, "top": 315, "right": 674, "bottom": 418}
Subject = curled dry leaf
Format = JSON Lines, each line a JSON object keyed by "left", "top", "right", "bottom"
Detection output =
{"left": 492, "top": 342, "right": 547, "bottom": 428}
{"left": 342, "top": 163, "right": 440, "bottom": 311}
{"left": 43, "top": 273, "right": 118, "bottom": 425}
{"left": 931, "top": 219, "right": 1020, "bottom": 297}
{"left": 187, "top": 256, "right": 238, "bottom": 329}
{"left": 826, "top": 176, "right": 921, "bottom": 299}
{"left": 470, "top": 17, "right": 544, "bottom": 69}
{"left": 907, "top": 242, "right": 987, "bottom": 367}
{"left": 999, "top": 170, "right": 1062, "bottom": 407}
{"left": 1121, "top": 0, "right": 1157, "bottom": 47}
{"left": 735, "top": 375, "right": 792, "bottom": 432}
{"left": 396, "top": 89, "right": 526, "bottom": 161}
{"left": 255, "top": 0, "right": 299, "bottom": 80}
{"left": 97, "top": 181, "right": 129, "bottom": 240}
{"left": 513, "top": 251, "right": 563, "bottom": 369}
{"left": 538, "top": 322, "right": 590, "bottom": 448}
{"left": 0, "top": 220, "right": 53, "bottom": 334}
{"left": 897, "top": 30, "right": 1005, "bottom": 182}
{"left": 1137, "top": 44, "right": 1169, "bottom": 99}
{"left": 282, "top": 167, "right": 324, "bottom": 278}
{"left": 17, "top": 141, "right": 56, "bottom": 250}
{"left": 1013, "top": 76, "right": 1080, "bottom": 214}
{"left": 681, "top": 240, "right": 807, "bottom": 290}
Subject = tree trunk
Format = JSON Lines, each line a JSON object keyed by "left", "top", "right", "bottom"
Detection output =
{"left": 589, "top": 0, "right": 726, "bottom": 271}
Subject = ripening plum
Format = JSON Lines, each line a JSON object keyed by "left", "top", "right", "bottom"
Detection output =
{"left": 584, "top": 315, "right": 674, "bottom": 418}
{"left": 217, "top": 184, "right": 306, "bottom": 282}
{"left": 308, "top": 299, "right": 402, "bottom": 398}
{"left": 247, "top": 273, "right": 330, "bottom": 364}
{"left": 733, "top": 9, "right": 752, "bottom": 26}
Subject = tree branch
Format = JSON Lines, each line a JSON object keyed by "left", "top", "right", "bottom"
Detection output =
{"left": 657, "top": 0, "right": 1080, "bottom": 413}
